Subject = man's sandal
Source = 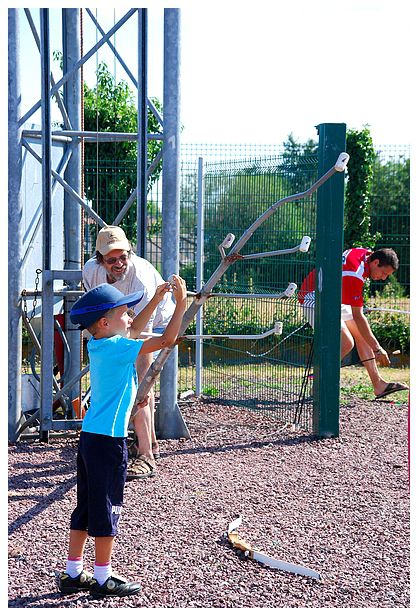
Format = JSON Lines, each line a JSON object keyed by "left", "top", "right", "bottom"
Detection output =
{"left": 375, "top": 382, "right": 409, "bottom": 400}
{"left": 126, "top": 455, "right": 156, "bottom": 480}
{"left": 127, "top": 435, "right": 160, "bottom": 461}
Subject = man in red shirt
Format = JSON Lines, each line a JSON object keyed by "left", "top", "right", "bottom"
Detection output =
{"left": 298, "top": 247, "right": 408, "bottom": 400}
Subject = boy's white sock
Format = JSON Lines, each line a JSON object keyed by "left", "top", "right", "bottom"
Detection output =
{"left": 94, "top": 562, "right": 112, "bottom": 585}
{"left": 65, "top": 557, "right": 83, "bottom": 578}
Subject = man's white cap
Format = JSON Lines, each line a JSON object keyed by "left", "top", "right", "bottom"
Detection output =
{"left": 96, "top": 226, "right": 131, "bottom": 256}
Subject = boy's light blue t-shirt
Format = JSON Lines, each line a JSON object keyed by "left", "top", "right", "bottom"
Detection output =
{"left": 82, "top": 335, "right": 144, "bottom": 438}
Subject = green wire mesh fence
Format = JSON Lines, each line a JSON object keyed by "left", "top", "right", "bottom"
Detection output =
{"left": 185, "top": 153, "right": 317, "bottom": 428}
{"left": 82, "top": 143, "right": 410, "bottom": 427}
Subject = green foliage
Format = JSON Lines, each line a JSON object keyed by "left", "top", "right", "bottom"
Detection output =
{"left": 345, "top": 127, "right": 380, "bottom": 248}
{"left": 180, "top": 262, "right": 197, "bottom": 291}
{"left": 83, "top": 62, "right": 162, "bottom": 168}
{"left": 340, "top": 381, "right": 374, "bottom": 401}
{"left": 147, "top": 200, "right": 162, "bottom": 235}
{"left": 22, "top": 325, "right": 30, "bottom": 343}
{"left": 202, "top": 385, "right": 219, "bottom": 397}
{"left": 203, "top": 299, "right": 264, "bottom": 336}
{"left": 371, "top": 156, "right": 409, "bottom": 215}
{"left": 282, "top": 133, "right": 318, "bottom": 157}
{"left": 368, "top": 311, "right": 409, "bottom": 354}
{"left": 202, "top": 155, "right": 317, "bottom": 292}
{"left": 52, "top": 50, "right": 63, "bottom": 71}
{"left": 374, "top": 275, "right": 406, "bottom": 300}
{"left": 83, "top": 62, "right": 163, "bottom": 240}
{"left": 369, "top": 154, "right": 410, "bottom": 290}
{"left": 366, "top": 277, "right": 409, "bottom": 352}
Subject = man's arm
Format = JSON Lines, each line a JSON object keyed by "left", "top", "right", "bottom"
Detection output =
{"left": 351, "top": 306, "right": 390, "bottom": 366}
{"left": 82, "top": 258, "right": 97, "bottom": 291}
{"left": 129, "top": 282, "right": 171, "bottom": 339}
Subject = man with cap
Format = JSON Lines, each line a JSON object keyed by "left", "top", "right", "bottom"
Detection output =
{"left": 83, "top": 226, "right": 175, "bottom": 479}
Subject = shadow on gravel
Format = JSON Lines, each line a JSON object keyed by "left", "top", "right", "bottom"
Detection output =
{"left": 8, "top": 475, "right": 77, "bottom": 536}
{"left": 9, "top": 443, "right": 76, "bottom": 482}
{"left": 161, "top": 433, "right": 318, "bottom": 459}
{"left": 8, "top": 591, "right": 89, "bottom": 608}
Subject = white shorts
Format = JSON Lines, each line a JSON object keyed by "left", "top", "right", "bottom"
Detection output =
{"left": 301, "top": 292, "right": 353, "bottom": 328}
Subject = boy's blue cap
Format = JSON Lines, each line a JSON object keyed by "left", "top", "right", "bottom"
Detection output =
{"left": 70, "top": 283, "right": 143, "bottom": 330}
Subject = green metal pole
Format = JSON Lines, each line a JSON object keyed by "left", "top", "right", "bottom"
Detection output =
{"left": 313, "top": 123, "right": 346, "bottom": 437}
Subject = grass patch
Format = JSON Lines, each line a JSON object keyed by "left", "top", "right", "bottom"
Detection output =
{"left": 340, "top": 365, "right": 409, "bottom": 403}
{"left": 22, "top": 357, "right": 410, "bottom": 407}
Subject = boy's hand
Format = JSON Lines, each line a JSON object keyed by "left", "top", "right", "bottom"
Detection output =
{"left": 136, "top": 395, "right": 150, "bottom": 409}
{"left": 169, "top": 274, "right": 187, "bottom": 303}
{"left": 153, "top": 282, "right": 172, "bottom": 302}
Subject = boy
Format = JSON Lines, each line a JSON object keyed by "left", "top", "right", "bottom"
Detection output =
{"left": 58, "top": 275, "right": 186, "bottom": 598}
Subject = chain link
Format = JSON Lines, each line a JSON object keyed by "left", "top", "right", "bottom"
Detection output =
{"left": 22, "top": 268, "right": 42, "bottom": 323}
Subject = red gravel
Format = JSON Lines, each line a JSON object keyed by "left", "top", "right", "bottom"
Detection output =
{"left": 8, "top": 396, "right": 409, "bottom": 608}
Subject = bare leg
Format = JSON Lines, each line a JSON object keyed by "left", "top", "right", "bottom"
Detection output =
{"left": 345, "top": 319, "right": 389, "bottom": 396}
{"left": 340, "top": 323, "right": 355, "bottom": 360}
{"left": 148, "top": 387, "right": 157, "bottom": 448}
{"left": 68, "top": 529, "right": 88, "bottom": 559}
{"left": 133, "top": 352, "right": 154, "bottom": 460}
{"left": 95, "top": 536, "right": 115, "bottom": 564}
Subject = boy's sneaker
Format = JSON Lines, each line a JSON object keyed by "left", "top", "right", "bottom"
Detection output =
{"left": 58, "top": 570, "right": 93, "bottom": 594}
{"left": 89, "top": 573, "right": 141, "bottom": 598}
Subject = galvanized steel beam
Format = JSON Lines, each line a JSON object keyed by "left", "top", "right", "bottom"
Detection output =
{"left": 8, "top": 8, "right": 24, "bottom": 442}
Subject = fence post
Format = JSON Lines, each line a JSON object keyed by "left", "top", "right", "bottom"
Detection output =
{"left": 195, "top": 157, "right": 204, "bottom": 396}
{"left": 137, "top": 8, "right": 148, "bottom": 258}
{"left": 313, "top": 123, "right": 346, "bottom": 437}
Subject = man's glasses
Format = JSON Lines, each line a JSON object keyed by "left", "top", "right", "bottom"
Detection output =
{"left": 103, "top": 254, "right": 129, "bottom": 265}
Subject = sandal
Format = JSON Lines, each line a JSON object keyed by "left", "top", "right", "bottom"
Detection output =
{"left": 126, "top": 455, "right": 156, "bottom": 480}
{"left": 127, "top": 435, "right": 160, "bottom": 462}
{"left": 375, "top": 382, "right": 409, "bottom": 400}
{"left": 127, "top": 435, "right": 139, "bottom": 460}
{"left": 152, "top": 442, "right": 161, "bottom": 460}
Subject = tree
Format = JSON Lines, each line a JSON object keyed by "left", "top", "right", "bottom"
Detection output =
{"left": 344, "top": 127, "right": 378, "bottom": 249}
{"left": 282, "top": 133, "right": 318, "bottom": 158}
{"left": 201, "top": 154, "right": 317, "bottom": 293}
{"left": 83, "top": 62, "right": 163, "bottom": 246}
{"left": 369, "top": 154, "right": 410, "bottom": 290}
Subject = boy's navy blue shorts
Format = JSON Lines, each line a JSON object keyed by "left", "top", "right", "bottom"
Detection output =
{"left": 70, "top": 431, "right": 127, "bottom": 537}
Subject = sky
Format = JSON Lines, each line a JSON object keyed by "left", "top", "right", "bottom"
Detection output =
{"left": 7, "top": 0, "right": 415, "bottom": 147}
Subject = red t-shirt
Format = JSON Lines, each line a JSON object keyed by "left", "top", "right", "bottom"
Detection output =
{"left": 298, "top": 248, "right": 371, "bottom": 307}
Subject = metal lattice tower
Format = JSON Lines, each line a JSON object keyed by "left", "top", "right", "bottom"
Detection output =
{"left": 8, "top": 8, "right": 188, "bottom": 442}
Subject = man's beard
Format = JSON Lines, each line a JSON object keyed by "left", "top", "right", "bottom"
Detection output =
{"left": 107, "top": 267, "right": 128, "bottom": 283}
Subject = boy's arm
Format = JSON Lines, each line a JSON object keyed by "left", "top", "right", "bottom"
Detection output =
{"left": 140, "top": 275, "right": 187, "bottom": 354}
{"left": 129, "top": 282, "right": 171, "bottom": 339}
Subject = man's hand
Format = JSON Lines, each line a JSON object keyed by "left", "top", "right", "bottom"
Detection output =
{"left": 375, "top": 348, "right": 390, "bottom": 367}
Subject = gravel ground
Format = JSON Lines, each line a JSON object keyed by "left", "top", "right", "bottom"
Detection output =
{"left": 8, "top": 396, "right": 409, "bottom": 608}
